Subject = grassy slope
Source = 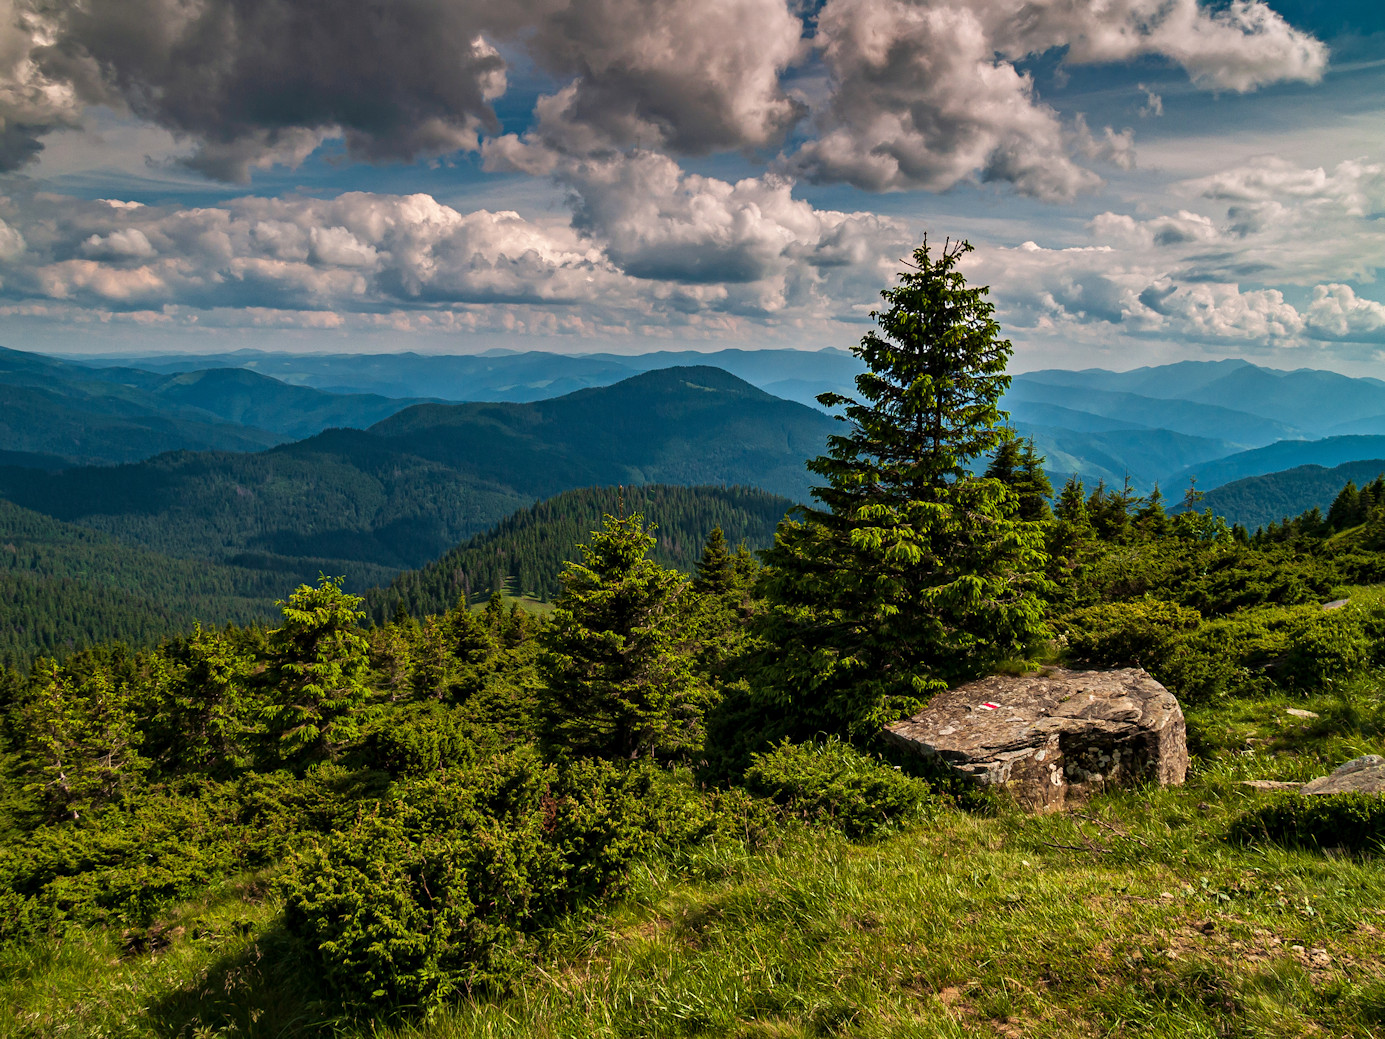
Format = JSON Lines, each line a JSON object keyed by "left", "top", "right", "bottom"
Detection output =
{"left": 4, "top": 671, "right": 1385, "bottom": 1039}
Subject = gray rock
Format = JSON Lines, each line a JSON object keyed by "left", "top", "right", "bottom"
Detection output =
{"left": 1323, "top": 599, "right": 1350, "bottom": 611}
{"left": 1301, "top": 755, "right": 1385, "bottom": 796}
{"left": 882, "top": 667, "right": 1188, "bottom": 811}
{"left": 1242, "top": 780, "right": 1305, "bottom": 791}
{"left": 1285, "top": 708, "right": 1320, "bottom": 719}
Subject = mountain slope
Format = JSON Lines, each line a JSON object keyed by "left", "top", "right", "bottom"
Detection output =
{"left": 0, "top": 346, "right": 428, "bottom": 465}
{"left": 0, "top": 367, "right": 832, "bottom": 586}
{"left": 1165, "top": 435, "right": 1385, "bottom": 493}
{"left": 1005, "top": 376, "right": 1298, "bottom": 446}
{"left": 365, "top": 366, "right": 835, "bottom": 502}
{"left": 366, "top": 484, "right": 793, "bottom": 622}
{"left": 0, "top": 498, "right": 311, "bottom": 665}
{"left": 1196, "top": 459, "right": 1385, "bottom": 531}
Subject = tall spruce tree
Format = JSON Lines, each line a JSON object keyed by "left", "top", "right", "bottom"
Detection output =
{"left": 754, "top": 238, "right": 1048, "bottom": 736}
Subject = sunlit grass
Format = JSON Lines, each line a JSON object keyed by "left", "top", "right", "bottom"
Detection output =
{"left": 7, "top": 654, "right": 1385, "bottom": 1038}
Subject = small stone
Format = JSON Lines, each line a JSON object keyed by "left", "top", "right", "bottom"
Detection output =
{"left": 1291, "top": 944, "right": 1306, "bottom": 954}
{"left": 1241, "top": 780, "right": 1304, "bottom": 792}
{"left": 1323, "top": 599, "right": 1349, "bottom": 611}
{"left": 1285, "top": 708, "right": 1320, "bottom": 719}
{"left": 1309, "top": 948, "right": 1331, "bottom": 967}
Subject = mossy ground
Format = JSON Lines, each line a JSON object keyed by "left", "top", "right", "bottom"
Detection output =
{"left": 5, "top": 680, "right": 1385, "bottom": 1039}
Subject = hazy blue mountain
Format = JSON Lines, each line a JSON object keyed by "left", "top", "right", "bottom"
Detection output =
{"left": 1163, "top": 435, "right": 1385, "bottom": 493}
{"left": 1001, "top": 401, "right": 1146, "bottom": 434}
{"left": 86, "top": 365, "right": 429, "bottom": 439}
{"left": 0, "top": 375, "right": 280, "bottom": 465}
{"left": 1196, "top": 459, "right": 1385, "bottom": 531}
{"left": 1016, "top": 360, "right": 1385, "bottom": 439}
{"left": 1005, "top": 376, "right": 1299, "bottom": 445}
{"left": 73, "top": 346, "right": 865, "bottom": 404}
{"left": 0, "top": 366, "right": 833, "bottom": 584}
{"left": 0, "top": 345, "right": 432, "bottom": 464}
{"left": 1016, "top": 423, "right": 1239, "bottom": 491}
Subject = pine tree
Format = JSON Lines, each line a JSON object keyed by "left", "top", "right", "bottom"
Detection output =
{"left": 1326, "top": 481, "right": 1360, "bottom": 532}
{"left": 1016, "top": 438, "right": 1053, "bottom": 521}
{"left": 754, "top": 238, "right": 1049, "bottom": 736}
{"left": 538, "top": 512, "right": 711, "bottom": 759}
{"left": 693, "top": 526, "right": 736, "bottom": 596}
{"left": 263, "top": 576, "right": 372, "bottom": 766}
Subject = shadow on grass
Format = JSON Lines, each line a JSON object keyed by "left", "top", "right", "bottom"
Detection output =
{"left": 142, "top": 919, "right": 348, "bottom": 1039}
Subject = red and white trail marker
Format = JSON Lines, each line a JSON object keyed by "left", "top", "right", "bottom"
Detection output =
{"left": 978, "top": 702, "right": 1001, "bottom": 711}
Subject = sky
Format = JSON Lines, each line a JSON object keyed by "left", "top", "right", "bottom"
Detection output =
{"left": 0, "top": 0, "right": 1382, "bottom": 374}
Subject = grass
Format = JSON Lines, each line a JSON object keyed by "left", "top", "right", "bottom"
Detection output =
{"left": 5, "top": 681, "right": 1385, "bottom": 1038}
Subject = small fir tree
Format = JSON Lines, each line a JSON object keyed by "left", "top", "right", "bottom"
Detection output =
{"left": 263, "top": 576, "right": 372, "bottom": 766}
{"left": 538, "top": 512, "right": 711, "bottom": 759}
{"left": 754, "top": 238, "right": 1049, "bottom": 736}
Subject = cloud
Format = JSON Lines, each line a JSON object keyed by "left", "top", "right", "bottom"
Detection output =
{"left": 510, "top": 0, "right": 806, "bottom": 158}
{"left": 1306, "top": 284, "right": 1385, "bottom": 342}
{"left": 0, "top": 176, "right": 909, "bottom": 336}
{"left": 784, "top": 0, "right": 1099, "bottom": 199}
{"left": 783, "top": 0, "right": 1323, "bottom": 199}
{"left": 29, "top": 0, "right": 514, "bottom": 180}
{"left": 0, "top": 0, "right": 1329, "bottom": 199}
{"left": 989, "top": 0, "right": 1328, "bottom": 93}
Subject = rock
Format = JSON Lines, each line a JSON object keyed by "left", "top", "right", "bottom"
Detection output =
{"left": 882, "top": 667, "right": 1188, "bottom": 811}
{"left": 1285, "top": 708, "right": 1320, "bottom": 719}
{"left": 1301, "top": 755, "right": 1385, "bottom": 796}
{"left": 1241, "top": 780, "right": 1304, "bottom": 792}
{"left": 1322, "top": 599, "right": 1349, "bottom": 611}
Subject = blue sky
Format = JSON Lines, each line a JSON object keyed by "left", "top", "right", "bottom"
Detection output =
{"left": 0, "top": 0, "right": 1381, "bottom": 374}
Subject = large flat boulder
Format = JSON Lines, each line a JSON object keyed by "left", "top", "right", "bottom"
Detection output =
{"left": 882, "top": 668, "right": 1188, "bottom": 810}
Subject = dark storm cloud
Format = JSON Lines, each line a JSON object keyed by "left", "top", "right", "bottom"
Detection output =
{"left": 31, "top": 0, "right": 515, "bottom": 181}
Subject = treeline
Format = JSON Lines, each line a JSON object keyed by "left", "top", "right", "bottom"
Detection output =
{"left": 365, "top": 483, "right": 793, "bottom": 622}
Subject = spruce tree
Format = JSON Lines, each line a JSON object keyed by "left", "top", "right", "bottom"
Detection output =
{"left": 754, "top": 238, "right": 1048, "bottom": 736}
{"left": 538, "top": 512, "right": 711, "bottom": 759}
{"left": 263, "top": 576, "right": 372, "bottom": 766}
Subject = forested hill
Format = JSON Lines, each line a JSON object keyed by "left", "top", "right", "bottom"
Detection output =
{"left": 0, "top": 367, "right": 832, "bottom": 592}
{"left": 1196, "top": 458, "right": 1385, "bottom": 532}
{"left": 364, "top": 366, "right": 835, "bottom": 501}
{"left": 0, "top": 346, "right": 427, "bottom": 465}
{"left": 0, "top": 498, "right": 294, "bottom": 666}
{"left": 366, "top": 484, "right": 794, "bottom": 622}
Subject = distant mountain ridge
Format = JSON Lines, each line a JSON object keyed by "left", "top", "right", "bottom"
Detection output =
{"left": 0, "top": 367, "right": 834, "bottom": 590}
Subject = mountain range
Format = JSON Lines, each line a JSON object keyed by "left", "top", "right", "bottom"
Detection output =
{"left": 0, "top": 366, "right": 835, "bottom": 592}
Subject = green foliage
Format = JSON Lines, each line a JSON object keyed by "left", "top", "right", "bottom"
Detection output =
{"left": 1231, "top": 792, "right": 1385, "bottom": 853}
{"left": 367, "top": 484, "right": 791, "bottom": 621}
{"left": 755, "top": 239, "right": 1049, "bottom": 736}
{"left": 280, "top": 752, "right": 761, "bottom": 1014}
{"left": 743, "top": 738, "right": 932, "bottom": 839}
{"left": 538, "top": 512, "right": 714, "bottom": 760}
{"left": 263, "top": 577, "right": 373, "bottom": 766}
{"left": 18, "top": 655, "right": 150, "bottom": 820}
{"left": 1061, "top": 598, "right": 1202, "bottom": 671}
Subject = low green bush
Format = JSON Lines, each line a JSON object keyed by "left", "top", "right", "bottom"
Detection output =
{"left": 1060, "top": 598, "right": 1201, "bottom": 671}
{"left": 1230, "top": 792, "right": 1385, "bottom": 853}
{"left": 743, "top": 737, "right": 931, "bottom": 839}
{"left": 280, "top": 749, "right": 771, "bottom": 1015}
{"left": 358, "top": 703, "right": 481, "bottom": 776}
